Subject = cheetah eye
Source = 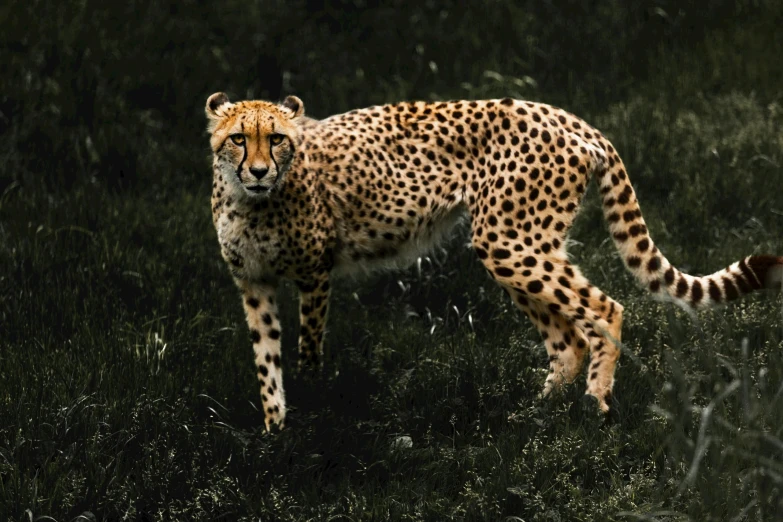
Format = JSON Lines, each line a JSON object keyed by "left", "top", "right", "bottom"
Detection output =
{"left": 270, "top": 134, "right": 285, "bottom": 146}
{"left": 230, "top": 134, "right": 245, "bottom": 146}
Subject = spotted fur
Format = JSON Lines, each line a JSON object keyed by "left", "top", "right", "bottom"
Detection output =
{"left": 206, "top": 92, "right": 783, "bottom": 429}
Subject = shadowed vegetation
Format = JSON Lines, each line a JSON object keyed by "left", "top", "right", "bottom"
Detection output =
{"left": 1, "top": 0, "right": 783, "bottom": 520}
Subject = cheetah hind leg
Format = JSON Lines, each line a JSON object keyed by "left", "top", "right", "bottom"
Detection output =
{"left": 505, "top": 291, "right": 589, "bottom": 398}
{"left": 486, "top": 257, "right": 624, "bottom": 414}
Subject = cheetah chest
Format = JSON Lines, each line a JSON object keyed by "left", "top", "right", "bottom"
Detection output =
{"left": 215, "top": 211, "right": 285, "bottom": 280}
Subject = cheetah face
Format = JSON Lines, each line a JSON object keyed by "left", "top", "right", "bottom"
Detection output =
{"left": 206, "top": 92, "right": 304, "bottom": 198}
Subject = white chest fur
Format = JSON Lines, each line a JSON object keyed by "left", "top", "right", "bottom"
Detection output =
{"left": 215, "top": 211, "right": 283, "bottom": 280}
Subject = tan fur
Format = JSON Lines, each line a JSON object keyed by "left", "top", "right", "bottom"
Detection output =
{"left": 206, "top": 93, "right": 782, "bottom": 429}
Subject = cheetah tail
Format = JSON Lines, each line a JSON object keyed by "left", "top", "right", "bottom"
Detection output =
{"left": 595, "top": 148, "right": 783, "bottom": 309}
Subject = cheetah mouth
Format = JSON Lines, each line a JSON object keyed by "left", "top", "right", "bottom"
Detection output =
{"left": 245, "top": 185, "right": 270, "bottom": 194}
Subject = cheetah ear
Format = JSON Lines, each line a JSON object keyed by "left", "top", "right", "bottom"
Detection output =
{"left": 281, "top": 95, "right": 304, "bottom": 119}
{"left": 205, "top": 92, "right": 232, "bottom": 120}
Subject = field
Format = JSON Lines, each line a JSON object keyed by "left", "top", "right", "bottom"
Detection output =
{"left": 2, "top": 1, "right": 783, "bottom": 520}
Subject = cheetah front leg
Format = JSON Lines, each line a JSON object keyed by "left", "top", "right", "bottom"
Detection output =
{"left": 237, "top": 279, "right": 285, "bottom": 431}
{"left": 296, "top": 272, "right": 331, "bottom": 372}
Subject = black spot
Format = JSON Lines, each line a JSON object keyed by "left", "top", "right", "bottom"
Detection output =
{"left": 273, "top": 354, "right": 281, "bottom": 367}
{"left": 250, "top": 329, "right": 261, "bottom": 343}
{"left": 628, "top": 224, "right": 645, "bottom": 237}
{"left": 676, "top": 278, "right": 689, "bottom": 297}
{"left": 723, "top": 277, "right": 739, "bottom": 300}
{"left": 475, "top": 247, "right": 488, "bottom": 259}
{"left": 269, "top": 329, "right": 281, "bottom": 340}
{"left": 739, "top": 257, "right": 765, "bottom": 290}
{"left": 708, "top": 279, "right": 721, "bottom": 302}
{"left": 523, "top": 256, "right": 537, "bottom": 267}
{"left": 247, "top": 298, "right": 260, "bottom": 309}
{"left": 554, "top": 289, "right": 569, "bottom": 304}
{"left": 647, "top": 256, "right": 661, "bottom": 272}
{"left": 527, "top": 280, "right": 544, "bottom": 293}
{"left": 495, "top": 267, "right": 515, "bottom": 278}
{"left": 627, "top": 256, "right": 641, "bottom": 268}
{"left": 262, "top": 313, "right": 273, "bottom": 325}
{"left": 664, "top": 267, "right": 676, "bottom": 285}
{"left": 492, "top": 249, "right": 511, "bottom": 260}
{"left": 649, "top": 280, "right": 661, "bottom": 292}
{"left": 258, "top": 364, "right": 268, "bottom": 377}
{"left": 691, "top": 280, "right": 703, "bottom": 304}
{"left": 617, "top": 186, "right": 633, "bottom": 205}
{"left": 636, "top": 238, "right": 649, "bottom": 252}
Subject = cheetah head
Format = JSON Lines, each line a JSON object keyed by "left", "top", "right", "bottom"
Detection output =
{"left": 206, "top": 92, "right": 305, "bottom": 197}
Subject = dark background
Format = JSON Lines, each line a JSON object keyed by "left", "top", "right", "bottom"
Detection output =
{"left": 3, "top": 0, "right": 781, "bottom": 195}
{"left": 2, "top": 1, "right": 783, "bottom": 520}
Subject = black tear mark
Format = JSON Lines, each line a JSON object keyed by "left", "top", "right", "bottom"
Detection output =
{"left": 236, "top": 122, "right": 247, "bottom": 179}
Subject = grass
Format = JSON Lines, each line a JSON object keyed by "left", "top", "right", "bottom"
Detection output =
{"left": 2, "top": 1, "right": 783, "bottom": 520}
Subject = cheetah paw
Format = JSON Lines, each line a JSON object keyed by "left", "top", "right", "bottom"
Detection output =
{"left": 263, "top": 405, "right": 286, "bottom": 432}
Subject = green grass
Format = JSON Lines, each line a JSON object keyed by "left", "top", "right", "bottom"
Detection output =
{"left": 2, "top": 1, "right": 783, "bottom": 520}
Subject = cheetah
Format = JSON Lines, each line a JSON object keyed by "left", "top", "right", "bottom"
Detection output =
{"left": 205, "top": 92, "right": 783, "bottom": 430}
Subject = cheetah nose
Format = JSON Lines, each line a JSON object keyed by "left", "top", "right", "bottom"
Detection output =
{"left": 249, "top": 167, "right": 269, "bottom": 179}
